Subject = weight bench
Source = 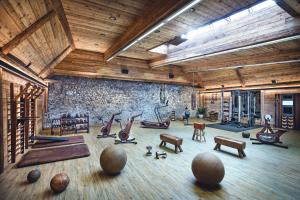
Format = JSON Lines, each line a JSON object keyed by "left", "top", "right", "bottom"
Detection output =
{"left": 160, "top": 133, "right": 183, "bottom": 153}
{"left": 214, "top": 136, "right": 246, "bottom": 158}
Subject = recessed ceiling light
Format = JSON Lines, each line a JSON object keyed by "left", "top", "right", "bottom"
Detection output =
{"left": 109, "top": 16, "right": 116, "bottom": 21}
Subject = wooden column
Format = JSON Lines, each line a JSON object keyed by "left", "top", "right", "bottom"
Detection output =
{"left": 0, "top": 68, "right": 4, "bottom": 173}
{"left": 10, "top": 83, "right": 16, "bottom": 163}
{"left": 24, "top": 99, "right": 29, "bottom": 149}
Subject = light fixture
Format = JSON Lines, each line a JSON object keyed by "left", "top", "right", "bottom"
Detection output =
{"left": 107, "top": 56, "right": 114, "bottom": 62}
{"left": 122, "top": 40, "right": 138, "bottom": 52}
{"left": 137, "top": 22, "right": 165, "bottom": 41}
{"left": 109, "top": 16, "right": 117, "bottom": 21}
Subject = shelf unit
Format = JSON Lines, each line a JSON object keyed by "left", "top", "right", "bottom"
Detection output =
{"left": 58, "top": 114, "right": 89, "bottom": 135}
{"left": 282, "top": 115, "right": 294, "bottom": 129}
{"left": 222, "top": 101, "right": 230, "bottom": 123}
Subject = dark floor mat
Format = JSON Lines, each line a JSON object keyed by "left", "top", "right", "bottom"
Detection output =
{"left": 206, "top": 123, "right": 261, "bottom": 132}
{"left": 31, "top": 135, "right": 84, "bottom": 148}
{"left": 17, "top": 144, "right": 90, "bottom": 168}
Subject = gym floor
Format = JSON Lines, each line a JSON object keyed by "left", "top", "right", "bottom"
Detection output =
{"left": 0, "top": 120, "right": 300, "bottom": 200}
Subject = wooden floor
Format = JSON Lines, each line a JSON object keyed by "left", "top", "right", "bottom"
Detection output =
{"left": 1, "top": 120, "right": 300, "bottom": 200}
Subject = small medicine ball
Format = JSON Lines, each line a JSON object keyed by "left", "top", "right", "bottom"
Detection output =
{"left": 50, "top": 173, "right": 70, "bottom": 193}
{"left": 27, "top": 169, "right": 41, "bottom": 183}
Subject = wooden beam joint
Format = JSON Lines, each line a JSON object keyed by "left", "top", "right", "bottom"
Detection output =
{"left": 1, "top": 10, "right": 56, "bottom": 54}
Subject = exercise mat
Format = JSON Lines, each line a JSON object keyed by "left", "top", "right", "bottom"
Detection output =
{"left": 17, "top": 144, "right": 90, "bottom": 168}
{"left": 31, "top": 135, "right": 84, "bottom": 148}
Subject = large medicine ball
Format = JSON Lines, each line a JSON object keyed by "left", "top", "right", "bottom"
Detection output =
{"left": 100, "top": 146, "right": 127, "bottom": 175}
{"left": 191, "top": 152, "right": 225, "bottom": 186}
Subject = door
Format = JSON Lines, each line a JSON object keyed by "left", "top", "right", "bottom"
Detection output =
{"left": 294, "top": 94, "right": 300, "bottom": 130}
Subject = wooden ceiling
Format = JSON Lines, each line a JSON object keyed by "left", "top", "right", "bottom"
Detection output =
{"left": 0, "top": 0, "right": 300, "bottom": 90}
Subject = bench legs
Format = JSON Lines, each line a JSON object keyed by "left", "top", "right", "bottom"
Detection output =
{"left": 193, "top": 129, "right": 206, "bottom": 142}
{"left": 214, "top": 143, "right": 246, "bottom": 158}
{"left": 174, "top": 145, "right": 183, "bottom": 153}
{"left": 160, "top": 140, "right": 183, "bottom": 153}
{"left": 238, "top": 149, "right": 246, "bottom": 158}
{"left": 214, "top": 143, "right": 221, "bottom": 150}
{"left": 159, "top": 141, "right": 166, "bottom": 147}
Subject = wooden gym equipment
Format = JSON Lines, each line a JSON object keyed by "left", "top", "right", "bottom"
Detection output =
{"left": 214, "top": 136, "right": 246, "bottom": 158}
{"left": 7, "top": 82, "right": 44, "bottom": 163}
{"left": 115, "top": 113, "right": 142, "bottom": 145}
{"left": 140, "top": 101, "right": 170, "bottom": 129}
{"left": 250, "top": 115, "right": 288, "bottom": 148}
{"left": 192, "top": 123, "right": 206, "bottom": 142}
{"left": 159, "top": 133, "right": 183, "bottom": 153}
{"left": 97, "top": 111, "right": 122, "bottom": 138}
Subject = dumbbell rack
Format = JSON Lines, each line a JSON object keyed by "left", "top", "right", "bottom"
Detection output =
{"left": 59, "top": 114, "right": 89, "bottom": 135}
{"left": 7, "top": 82, "right": 44, "bottom": 163}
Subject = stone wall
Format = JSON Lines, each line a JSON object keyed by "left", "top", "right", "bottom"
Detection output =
{"left": 47, "top": 76, "right": 197, "bottom": 125}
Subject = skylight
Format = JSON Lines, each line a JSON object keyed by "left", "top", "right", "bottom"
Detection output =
{"left": 148, "top": 0, "right": 277, "bottom": 55}
{"left": 149, "top": 44, "right": 168, "bottom": 54}
{"left": 180, "top": 0, "right": 276, "bottom": 40}
{"left": 251, "top": 0, "right": 276, "bottom": 12}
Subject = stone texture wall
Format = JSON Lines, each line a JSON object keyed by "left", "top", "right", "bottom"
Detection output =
{"left": 47, "top": 76, "right": 197, "bottom": 125}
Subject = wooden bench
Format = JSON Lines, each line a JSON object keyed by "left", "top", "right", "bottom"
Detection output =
{"left": 214, "top": 136, "right": 246, "bottom": 158}
{"left": 160, "top": 133, "right": 183, "bottom": 153}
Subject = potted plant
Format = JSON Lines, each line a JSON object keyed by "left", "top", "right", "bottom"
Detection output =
{"left": 197, "top": 107, "right": 207, "bottom": 119}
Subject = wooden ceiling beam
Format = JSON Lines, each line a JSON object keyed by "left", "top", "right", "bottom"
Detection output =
{"left": 1, "top": 10, "right": 56, "bottom": 54}
{"left": 0, "top": 51, "right": 45, "bottom": 84}
{"left": 50, "top": 0, "right": 75, "bottom": 48}
{"left": 151, "top": 34, "right": 300, "bottom": 68}
{"left": 235, "top": 68, "right": 245, "bottom": 87}
{"left": 104, "top": 0, "right": 194, "bottom": 61}
{"left": 274, "top": 0, "right": 300, "bottom": 17}
{"left": 200, "top": 81, "right": 300, "bottom": 92}
{"left": 186, "top": 58, "right": 300, "bottom": 72}
{"left": 39, "top": 45, "right": 73, "bottom": 78}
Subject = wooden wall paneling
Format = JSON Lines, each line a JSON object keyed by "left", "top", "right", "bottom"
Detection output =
{"left": 0, "top": 68, "right": 3, "bottom": 173}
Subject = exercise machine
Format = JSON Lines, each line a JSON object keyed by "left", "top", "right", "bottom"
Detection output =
{"left": 250, "top": 115, "right": 288, "bottom": 148}
{"left": 140, "top": 101, "right": 170, "bottom": 129}
{"left": 97, "top": 111, "right": 121, "bottom": 138}
{"left": 115, "top": 113, "right": 142, "bottom": 145}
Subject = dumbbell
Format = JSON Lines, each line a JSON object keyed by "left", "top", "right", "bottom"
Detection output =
{"left": 155, "top": 151, "right": 167, "bottom": 159}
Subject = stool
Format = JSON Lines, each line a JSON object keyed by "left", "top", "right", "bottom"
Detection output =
{"left": 193, "top": 123, "right": 206, "bottom": 142}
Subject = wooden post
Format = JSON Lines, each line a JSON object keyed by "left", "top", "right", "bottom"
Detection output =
{"left": 24, "top": 99, "right": 29, "bottom": 149}
{"left": 0, "top": 68, "right": 4, "bottom": 173}
{"left": 10, "top": 83, "right": 16, "bottom": 163}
